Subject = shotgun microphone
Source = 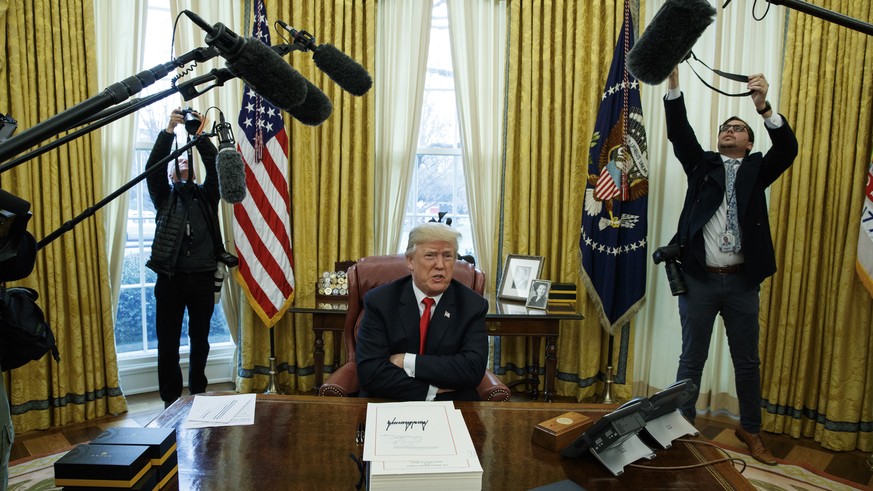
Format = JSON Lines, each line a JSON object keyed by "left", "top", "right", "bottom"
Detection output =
{"left": 183, "top": 10, "right": 309, "bottom": 110}
{"left": 277, "top": 20, "right": 373, "bottom": 96}
{"left": 214, "top": 112, "right": 247, "bottom": 204}
{"left": 626, "top": 0, "right": 717, "bottom": 85}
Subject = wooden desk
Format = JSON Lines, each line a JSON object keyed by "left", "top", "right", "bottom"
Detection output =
{"left": 292, "top": 295, "right": 582, "bottom": 401}
{"left": 149, "top": 395, "right": 754, "bottom": 490}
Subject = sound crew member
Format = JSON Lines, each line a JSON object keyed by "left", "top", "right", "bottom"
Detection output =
{"left": 664, "top": 66, "right": 798, "bottom": 465}
{"left": 146, "top": 109, "right": 220, "bottom": 408}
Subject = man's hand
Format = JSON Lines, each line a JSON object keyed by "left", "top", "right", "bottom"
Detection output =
{"left": 747, "top": 73, "right": 771, "bottom": 115}
{"left": 166, "top": 108, "right": 184, "bottom": 134}
{"left": 667, "top": 65, "right": 680, "bottom": 90}
{"left": 389, "top": 353, "right": 405, "bottom": 368}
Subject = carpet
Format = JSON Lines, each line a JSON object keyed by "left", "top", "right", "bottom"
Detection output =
{"left": 714, "top": 444, "right": 866, "bottom": 491}
{"left": 7, "top": 451, "right": 65, "bottom": 491}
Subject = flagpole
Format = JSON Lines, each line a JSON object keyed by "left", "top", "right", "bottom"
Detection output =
{"left": 264, "top": 327, "right": 282, "bottom": 394}
{"left": 598, "top": 334, "right": 616, "bottom": 404}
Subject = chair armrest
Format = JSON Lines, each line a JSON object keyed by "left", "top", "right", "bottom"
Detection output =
{"left": 477, "top": 370, "right": 511, "bottom": 402}
{"left": 317, "top": 363, "right": 359, "bottom": 397}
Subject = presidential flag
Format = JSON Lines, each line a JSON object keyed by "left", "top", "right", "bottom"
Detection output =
{"left": 579, "top": 7, "right": 648, "bottom": 335}
{"left": 232, "top": 0, "right": 295, "bottom": 327}
{"left": 856, "top": 157, "right": 873, "bottom": 298}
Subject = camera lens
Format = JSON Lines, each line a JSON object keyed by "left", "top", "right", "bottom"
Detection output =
{"left": 665, "top": 262, "right": 688, "bottom": 296}
{"left": 184, "top": 112, "right": 201, "bottom": 135}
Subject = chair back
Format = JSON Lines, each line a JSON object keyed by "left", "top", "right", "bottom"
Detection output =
{"left": 342, "top": 254, "right": 485, "bottom": 363}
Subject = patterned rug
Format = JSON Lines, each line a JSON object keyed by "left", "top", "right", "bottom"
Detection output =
{"left": 7, "top": 451, "right": 65, "bottom": 491}
{"left": 713, "top": 445, "right": 866, "bottom": 491}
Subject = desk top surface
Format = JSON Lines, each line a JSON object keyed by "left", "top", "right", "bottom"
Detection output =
{"left": 149, "top": 394, "right": 752, "bottom": 490}
{"left": 291, "top": 292, "right": 583, "bottom": 320}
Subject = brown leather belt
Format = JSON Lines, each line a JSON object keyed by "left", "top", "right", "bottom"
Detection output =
{"left": 706, "top": 264, "right": 744, "bottom": 274}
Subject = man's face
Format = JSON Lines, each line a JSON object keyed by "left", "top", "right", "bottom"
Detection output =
{"left": 407, "top": 240, "right": 456, "bottom": 296}
{"left": 717, "top": 119, "right": 753, "bottom": 156}
{"left": 168, "top": 159, "right": 190, "bottom": 183}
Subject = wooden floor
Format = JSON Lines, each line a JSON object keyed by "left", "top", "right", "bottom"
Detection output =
{"left": 8, "top": 385, "right": 873, "bottom": 489}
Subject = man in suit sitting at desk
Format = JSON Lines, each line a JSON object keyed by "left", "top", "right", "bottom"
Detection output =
{"left": 356, "top": 223, "right": 488, "bottom": 401}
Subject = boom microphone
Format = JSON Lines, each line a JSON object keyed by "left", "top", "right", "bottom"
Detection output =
{"left": 287, "top": 80, "right": 333, "bottom": 126}
{"left": 277, "top": 20, "right": 373, "bottom": 96}
{"left": 626, "top": 0, "right": 716, "bottom": 85}
{"left": 183, "top": 10, "right": 308, "bottom": 110}
{"left": 214, "top": 112, "right": 247, "bottom": 204}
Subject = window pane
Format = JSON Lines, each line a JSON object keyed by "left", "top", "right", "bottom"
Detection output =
{"left": 115, "top": 288, "right": 144, "bottom": 354}
{"left": 401, "top": 0, "right": 474, "bottom": 261}
{"left": 115, "top": 0, "right": 232, "bottom": 357}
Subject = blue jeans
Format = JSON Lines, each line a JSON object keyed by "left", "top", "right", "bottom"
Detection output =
{"left": 677, "top": 271, "right": 763, "bottom": 433}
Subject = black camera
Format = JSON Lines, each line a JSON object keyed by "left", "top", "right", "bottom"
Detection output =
{"left": 652, "top": 244, "right": 688, "bottom": 296}
{"left": 216, "top": 251, "right": 239, "bottom": 268}
{"left": 179, "top": 108, "right": 201, "bottom": 135}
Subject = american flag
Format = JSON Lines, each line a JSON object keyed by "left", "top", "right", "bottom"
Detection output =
{"left": 579, "top": 2, "right": 648, "bottom": 335}
{"left": 232, "top": 0, "right": 295, "bottom": 327}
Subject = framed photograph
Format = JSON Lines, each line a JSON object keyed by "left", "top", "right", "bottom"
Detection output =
{"left": 525, "top": 279, "right": 551, "bottom": 310}
{"left": 498, "top": 254, "right": 544, "bottom": 301}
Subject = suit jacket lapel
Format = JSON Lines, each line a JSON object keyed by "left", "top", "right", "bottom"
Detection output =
{"left": 399, "top": 281, "right": 422, "bottom": 352}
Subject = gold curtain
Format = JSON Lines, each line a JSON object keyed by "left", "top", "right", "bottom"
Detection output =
{"left": 501, "top": 0, "right": 634, "bottom": 399}
{"left": 236, "top": 0, "right": 375, "bottom": 393}
{"left": 0, "top": 0, "right": 126, "bottom": 432}
{"left": 761, "top": 1, "right": 873, "bottom": 452}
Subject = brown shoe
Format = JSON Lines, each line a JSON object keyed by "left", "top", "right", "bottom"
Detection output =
{"left": 735, "top": 426, "right": 778, "bottom": 466}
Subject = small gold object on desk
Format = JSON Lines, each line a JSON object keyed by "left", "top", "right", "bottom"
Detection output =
{"left": 531, "top": 411, "right": 593, "bottom": 453}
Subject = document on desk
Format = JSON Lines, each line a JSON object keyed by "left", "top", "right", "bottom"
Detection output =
{"left": 363, "top": 401, "right": 482, "bottom": 490}
{"left": 183, "top": 393, "right": 256, "bottom": 428}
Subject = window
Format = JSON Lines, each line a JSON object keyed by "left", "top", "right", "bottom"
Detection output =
{"left": 115, "top": 1, "right": 231, "bottom": 357}
{"left": 400, "top": 0, "right": 474, "bottom": 258}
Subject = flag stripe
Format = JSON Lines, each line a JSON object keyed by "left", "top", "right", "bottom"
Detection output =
{"left": 232, "top": 0, "right": 295, "bottom": 327}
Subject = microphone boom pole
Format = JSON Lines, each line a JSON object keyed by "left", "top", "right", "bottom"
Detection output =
{"left": 37, "top": 134, "right": 212, "bottom": 250}
{"left": 0, "top": 47, "right": 221, "bottom": 166}
{"left": 767, "top": 0, "right": 873, "bottom": 36}
{"left": 0, "top": 67, "right": 237, "bottom": 174}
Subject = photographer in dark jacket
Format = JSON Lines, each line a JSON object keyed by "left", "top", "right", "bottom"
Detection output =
{"left": 146, "top": 109, "right": 220, "bottom": 408}
{"left": 664, "top": 66, "right": 798, "bottom": 465}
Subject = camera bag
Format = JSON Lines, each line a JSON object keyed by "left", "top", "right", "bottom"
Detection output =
{"left": 0, "top": 285, "right": 60, "bottom": 371}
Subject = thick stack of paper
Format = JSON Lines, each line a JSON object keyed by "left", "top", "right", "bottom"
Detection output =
{"left": 363, "top": 401, "right": 483, "bottom": 491}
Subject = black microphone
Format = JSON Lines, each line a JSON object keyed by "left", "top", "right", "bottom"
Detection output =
{"left": 214, "top": 112, "right": 247, "bottom": 204}
{"left": 277, "top": 20, "right": 373, "bottom": 96}
{"left": 287, "top": 80, "right": 333, "bottom": 126}
{"left": 626, "top": 0, "right": 717, "bottom": 85}
{"left": 183, "top": 10, "right": 309, "bottom": 110}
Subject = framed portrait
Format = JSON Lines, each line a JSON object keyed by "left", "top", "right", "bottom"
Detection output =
{"left": 525, "top": 279, "right": 551, "bottom": 310}
{"left": 498, "top": 254, "right": 544, "bottom": 301}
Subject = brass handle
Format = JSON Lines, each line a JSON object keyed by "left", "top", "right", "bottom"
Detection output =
{"left": 486, "top": 321, "right": 501, "bottom": 332}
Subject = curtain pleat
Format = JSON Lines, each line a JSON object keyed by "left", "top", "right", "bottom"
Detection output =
{"left": 94, "top": 0, "right": 146, "bottom": 325}
{"left": 762, "top": 0, "right": 873, "bottom": 452}
{"left": 446, "top": 0, "right": 505, "bottom": 292}
{"left": 1, "top": 0, "right": 125, "bottom": 432}
{"left": 235, "top": 0, "right": 375, "bottom": 394}
{"left": 372, "top": 0, "right": 431, "bottom": 255}
{"left": 501, "top": 0, "right": 632, "bottom": 399}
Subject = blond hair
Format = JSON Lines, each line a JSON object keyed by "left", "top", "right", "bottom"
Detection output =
{"left": 404, "top": 222, "right": 460, "bottom": 257}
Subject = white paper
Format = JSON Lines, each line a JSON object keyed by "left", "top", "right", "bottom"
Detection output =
{"left": 183, "top": 393, "right": 256, "bottom": 428}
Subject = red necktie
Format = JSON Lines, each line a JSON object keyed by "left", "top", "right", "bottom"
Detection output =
{"left": 419, "top": 297, "right": 435, "bottom": 354}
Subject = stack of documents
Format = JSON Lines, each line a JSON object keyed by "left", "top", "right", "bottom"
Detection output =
{"left": 363, "top": 401, "right": 483, "bottom": 491}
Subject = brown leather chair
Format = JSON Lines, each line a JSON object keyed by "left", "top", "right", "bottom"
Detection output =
{"left": 317, "top": 254, "right": 510, "bottom": 401}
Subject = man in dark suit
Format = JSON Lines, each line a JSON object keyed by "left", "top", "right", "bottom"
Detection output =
{"left": 356, "top": 223, "right": 488, "bottom": 401}
{"left": 664, "top": 66, "right": 798, "bottom": 465}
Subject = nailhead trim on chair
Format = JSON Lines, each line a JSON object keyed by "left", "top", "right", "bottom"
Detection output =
{"left": 318, "top": 387, "right": 347, "bottom": 397}
{"left": 486, "top": 389, "right": 512, "bottom": 402}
